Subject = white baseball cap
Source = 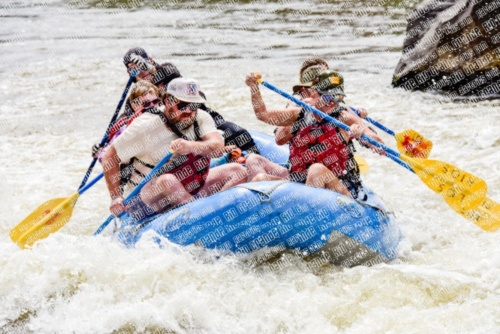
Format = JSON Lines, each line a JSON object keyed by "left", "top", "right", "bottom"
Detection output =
{"left": 167, "top": 78, "right": 207, "bottom": 103}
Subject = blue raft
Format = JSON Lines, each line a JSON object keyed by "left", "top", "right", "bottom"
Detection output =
{"left": 113, "top": 132, "right": 401, "bottom": 268}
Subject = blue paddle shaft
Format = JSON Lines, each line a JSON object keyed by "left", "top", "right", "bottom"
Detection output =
{"left": 94, "top": 215, "right": 113, "bottom": 236}
{"left": 260, "top": 80, "right": 414, "bottom": 173}
{"left": 78, "top": 173, "right": 104, "bottom": 195}
{"left": 94, "top": 151, "right": 174, "bottom": 235}
{"left": 349, "top": 106, "right": 396, "bottom": 136}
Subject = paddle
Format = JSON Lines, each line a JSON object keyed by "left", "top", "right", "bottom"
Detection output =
{"left": 354, "top": 155, "right": 369, "bottom": 174}
{"left": 349, "top": 106, "right": 433, "bottom": 159}
{"left": 78, "top": 70, "right": 138, "bottom": 190}
{"left": 259, "top": 79, "right": 500, "bottom": 232}
{"left": 93, "top": 151, "right": 174, "bottom": 236}
{"left": 10, "top": 173, "right": 104, "bottom": 248}
{"left": 10, "top": 70, "right": 141, "bottom": 248}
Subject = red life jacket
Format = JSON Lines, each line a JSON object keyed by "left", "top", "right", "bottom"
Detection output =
{"left": 288, "top": 108, "right": 360, "bottom": 187}
{"left": 129, "top": 107, "right": 210, "bottom": 196}
{"left": 159, "top": 153, "right": 210, "bottom": 195}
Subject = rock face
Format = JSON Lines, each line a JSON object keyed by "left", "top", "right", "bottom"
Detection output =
{"left": 392, "top": 0, "right": 500, "bottom": 99}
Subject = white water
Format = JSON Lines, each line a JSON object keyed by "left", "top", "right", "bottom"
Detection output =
{"left": 1, "top": 1, "right": 500, "bottom": 333}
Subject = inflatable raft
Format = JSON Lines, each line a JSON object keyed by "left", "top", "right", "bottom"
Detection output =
{"left": 113, "top": 132, "right": 401, "bottom": 269}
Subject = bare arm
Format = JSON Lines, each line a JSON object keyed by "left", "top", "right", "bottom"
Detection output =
{"left": 274, "top": 125, "right": 294, "bottom": 145}
{"left": 171, "top": 132, "right": 224, "bottom": 157}
{"left": 340, "top": 110, "right": 386, "bottom": 155}
{"left": 341, "top": 111, "right": 383, "bottom": 142}
{"left": 345, "top": 106, "right": 368, "bottom": 118}
{"left": 102, "top": 145, "right": 128, "bottom": 215}
{"left": 245, "top": 72, "right": 300, "bottom": 126}
{"left": 102, "top": 145, "right": 123, "bottom": 200}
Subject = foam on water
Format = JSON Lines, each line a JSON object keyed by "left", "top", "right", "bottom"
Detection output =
{"left": 1, "top": 0, "right": 500, "bottom": 332}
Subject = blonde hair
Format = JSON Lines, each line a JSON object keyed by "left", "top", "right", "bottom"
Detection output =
{"left": 129, "top": 80, "right": 159, "bottom": 104}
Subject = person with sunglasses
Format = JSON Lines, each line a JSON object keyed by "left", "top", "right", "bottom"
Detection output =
{"left": 111, "top": 80, "right": 162, "bottom": 140}
{"left": 275, "top": 60, "right": 370, "bottom": 146}
{"left": 94, "top": 48, "right": 259, "bottom": 163}
{"left": 121, "top": 47, "right": 260, "bottom": 155}
{"left": 244, "top": 70, "right": 384, "bottom": 199}
{"left": 92, "top": 80, "right": 162, "bottom": 158}
{"left": 91, "top": 48, "right": 183, "bottom": 157}
{"left": 101, "top": 78, "right": 247, "bottom": 220}
{"left": 122, "top": 47, "right": 181, "bottom": 117}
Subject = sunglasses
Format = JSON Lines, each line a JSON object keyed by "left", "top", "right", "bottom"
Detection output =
{"left": 319, "top": 92, "right": 342, "bottom": 104}
{"left": 176, "top": 102, "right": 200, "bottom": 112}
{"left": 127, "top": 66, "right": 141, "bottom": 76}
{"left": 142, "top": 98, "right": 161, "bottom": 109}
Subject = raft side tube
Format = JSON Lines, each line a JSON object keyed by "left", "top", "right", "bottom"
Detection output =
{"left": 115, "top": 181, "right": 400, "bottom": 268}
{"left": 248, "top": 130, "right": 289, "bottom": 166}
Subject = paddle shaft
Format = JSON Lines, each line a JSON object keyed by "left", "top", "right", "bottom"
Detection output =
{"left": 93, "top": 151, "right": 174, "bottom": 235}
{"left": 78, "top": 71, "right": 138, "bottom": 190}
{"left": 349, "top": 106, "right": 396, "bottom": 136}
{"left": 350, "top": 107, "right": 433, "bottom": 160}
{"left": 259, "top": 80, "right": 414, "bottom": 173}
{"left": 79, "top": 173, "right": 104, "bottom": 195}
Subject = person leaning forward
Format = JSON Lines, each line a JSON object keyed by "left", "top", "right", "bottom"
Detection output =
{"left": 102, "top": 78, "right": 247, "bottom": 220}
{"left": 122, "top": 47, "right": 260, "bottom": 154}
{"left": 92, "top": 80, "right": 163, "bottom": 158}
{"left": 244, "top": 70, "right": 385, "bottom": 199}
{"left": 123, "top": 47, "right": 181, "bottom": 114}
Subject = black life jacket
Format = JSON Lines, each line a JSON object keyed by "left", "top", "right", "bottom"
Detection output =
{"left": 199, "top": 104, "right": 260, "bottom": 154}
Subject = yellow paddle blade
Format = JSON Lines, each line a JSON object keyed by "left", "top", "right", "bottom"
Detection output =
{"left": 473, "top": 197, "right": 500, "bottom": 232}
{"left": 10, "top": 193, "right": 80, "bottom": 248}
{"left": 10, "top": 197, "right": 67, "bottom": 239}
{"left": 354, "top": 154, "right": 369, "bottom": 174}
{"left": 401, "top": 155, "right": 500, "bottom": 231}
{"left": 395, "top": 129, "right": 433, "bottom": 159}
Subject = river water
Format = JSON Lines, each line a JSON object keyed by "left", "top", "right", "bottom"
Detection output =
{"left": 1, "top": 0, "right": 500, "bottom": 333}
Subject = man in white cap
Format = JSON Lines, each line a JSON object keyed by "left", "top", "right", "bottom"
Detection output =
{"left": 101, "top": 78, "right": 248, "bottom": 220}
{"left": 121, "top": 47, "right": 259, "bottom": 155}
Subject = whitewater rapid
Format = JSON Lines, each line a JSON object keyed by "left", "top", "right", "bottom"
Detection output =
{"left": 1, "top": 0, "right": 500, "bottom": 333}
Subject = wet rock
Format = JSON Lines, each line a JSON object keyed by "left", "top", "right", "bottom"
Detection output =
{"left": 392, "top": 0, "right": 500, "bottom": 99}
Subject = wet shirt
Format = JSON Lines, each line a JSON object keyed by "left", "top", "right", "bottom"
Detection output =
{"left": 113, "top": 109, "right": 219, "bottom": 193}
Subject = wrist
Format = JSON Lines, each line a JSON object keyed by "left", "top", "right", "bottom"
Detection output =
{"left": 250, "top": 85, "right": 260, "bottom": 95}
{"left": 111, "top": 194, "right": 123, "bottom": 201}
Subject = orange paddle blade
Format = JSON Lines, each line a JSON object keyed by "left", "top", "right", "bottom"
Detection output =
{"left": 395, "top": 129, "right": 433, "bottom": 159}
